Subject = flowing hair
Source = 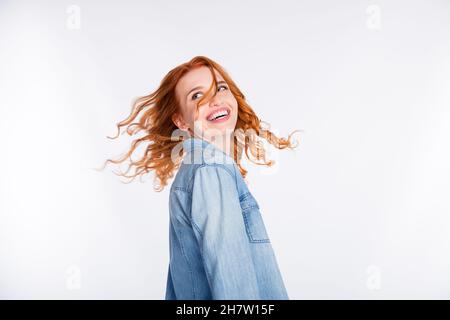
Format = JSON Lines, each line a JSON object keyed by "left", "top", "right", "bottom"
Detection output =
{"left": 97, "top": 56, "right": 301, "bottom": 191}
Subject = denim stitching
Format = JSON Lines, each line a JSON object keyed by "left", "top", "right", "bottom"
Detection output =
{"left": 239, "top": 192, "right": 260, "bottom": 210}
{"left": 189, "top": 221, "right": 215, "bottom": 297}
{"left": 239, "top": 191, "right": 251, "bottom": 202}
{"left": 174, "top": 218, "right": 197, "bottom": 298}
{"left": 242, "top": 204, "right": 260, "bottom": 211}
{"left": 173, "top": 186, "right": 189, "bottom": 193}
{"left": 242, "top": 209, "right": 270, "bottom": 243}
{"left": 187, "top": 163, "right": 236, "bottom": 193}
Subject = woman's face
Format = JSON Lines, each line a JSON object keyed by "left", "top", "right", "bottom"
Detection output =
{"left": 173, "top": 66, "right": 238, "bottom": 141}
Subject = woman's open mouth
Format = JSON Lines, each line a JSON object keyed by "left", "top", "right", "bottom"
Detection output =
{"left": 206, "top": 107, "right": 231, "bottom": 123}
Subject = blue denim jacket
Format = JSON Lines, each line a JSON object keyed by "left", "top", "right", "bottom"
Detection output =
{"left": 165, "top": 137, "right": 289, "bottom": 300}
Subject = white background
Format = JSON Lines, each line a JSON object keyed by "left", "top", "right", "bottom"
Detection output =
{"left": 1, "top": 0, "right": 449, "bottom": 299}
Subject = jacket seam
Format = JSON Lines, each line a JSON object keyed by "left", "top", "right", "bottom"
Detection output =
{"left": 188, "top": 163, "right": 237, "bottom": 296}
{"left": 186, "top": 164, "right": 236, "bottom": 222}
{"left": 239, "top": 191, "right": 251, "bottom": 201}
{"left": 189, "top": 221, "right": 215, "bottom": 297}
{"left": 242, "top": 210, "right": 271, "bottom": 243}
{"left": 174, "top": 165, "right": 238, "bottom": 198}
{"left": 172, "top": 215, "right": 197, "bottom": 298}
{"left": 173, "top": 186, "right": 189, "bottom": 193}
{"left": 187, "top": 164, "right": 236, "bottom": 193}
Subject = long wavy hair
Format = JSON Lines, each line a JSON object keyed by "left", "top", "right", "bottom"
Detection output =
{"left": 98, "top": 56, "right": 301, "bottom": 191}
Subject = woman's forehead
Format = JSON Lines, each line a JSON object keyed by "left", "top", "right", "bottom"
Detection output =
{"left": 178, "top": 67, "right": 224, "bottom": 92}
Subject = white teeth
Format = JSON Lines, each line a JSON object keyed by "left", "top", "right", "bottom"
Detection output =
{"left": 208, "top": 109, "right": 229, "bottom": 121}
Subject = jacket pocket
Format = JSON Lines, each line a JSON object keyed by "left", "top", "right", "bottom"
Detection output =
{"left": 239, "top": 192, "right": 270, "bottom": 243}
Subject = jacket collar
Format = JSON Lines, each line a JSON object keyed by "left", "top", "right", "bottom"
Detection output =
{"left": 182, "top": 136, "right": 235, "bottom": 164}
{"left": 182, "top": 136, "right": 209, "bottom": 151}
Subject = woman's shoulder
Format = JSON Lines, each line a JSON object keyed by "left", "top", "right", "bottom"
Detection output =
{"left": 170, "top": 137, "right": 244, "bottom": 194}
{"left": 171, "top": 161, "right": 238, "bottom": 195}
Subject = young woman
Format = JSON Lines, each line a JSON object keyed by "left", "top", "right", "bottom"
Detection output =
{"left": 103, "top": 56, "right": 300, "bottom": 299}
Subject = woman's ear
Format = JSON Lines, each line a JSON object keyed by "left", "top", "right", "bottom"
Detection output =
{"left": 172, "top": 113, "right": 190, "bottom": 132}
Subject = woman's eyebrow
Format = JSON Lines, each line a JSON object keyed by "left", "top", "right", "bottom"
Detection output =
{"left": 186, "top": 80, "right": 227, "bottom": 99}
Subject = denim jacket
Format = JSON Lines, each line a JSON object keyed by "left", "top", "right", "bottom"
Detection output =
{"left": 164, "top": 137, "right": 289, "bottom": 300}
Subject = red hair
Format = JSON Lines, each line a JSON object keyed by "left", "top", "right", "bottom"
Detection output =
{"left": 98, "top": 56, "right": 300, "bottom": 191}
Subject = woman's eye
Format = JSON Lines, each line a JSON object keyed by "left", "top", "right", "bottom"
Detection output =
{"left": 191, "top": 85, "right": 228, "bottom": 101}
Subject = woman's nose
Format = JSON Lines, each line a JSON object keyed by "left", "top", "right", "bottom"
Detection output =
{"left": 209, "top": 97, "right": 223, "bottom": 107}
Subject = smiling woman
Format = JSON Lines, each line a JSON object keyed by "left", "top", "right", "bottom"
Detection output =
{"left": 98, "top": 55, "right": 300, "bottom": 300}
{"left": 172, "top": 64, "right": 240, "bottom": 156}
{"left": 99, "top": 55, "right": 300, "bottom": 191}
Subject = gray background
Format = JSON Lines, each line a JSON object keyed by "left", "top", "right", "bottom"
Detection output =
{"left": 1, "top": 0, "right": 449, "bottom": 299}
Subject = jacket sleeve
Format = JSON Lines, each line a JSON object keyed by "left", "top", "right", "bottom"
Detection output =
{"left": 190, "top": 164, "right": 260, "bottom": 299}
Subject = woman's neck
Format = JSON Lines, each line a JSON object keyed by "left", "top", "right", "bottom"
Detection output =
{"left": 191, "top": 132, "right": 234, "bottom": 158}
